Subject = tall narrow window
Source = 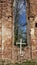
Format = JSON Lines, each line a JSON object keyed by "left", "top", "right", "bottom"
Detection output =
{"left": 14, "top": 0, "right": 27, "bottom": 46}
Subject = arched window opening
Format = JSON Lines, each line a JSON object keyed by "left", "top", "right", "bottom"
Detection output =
{"left": 13, "top": 0, "right": 28, "bottom": 47}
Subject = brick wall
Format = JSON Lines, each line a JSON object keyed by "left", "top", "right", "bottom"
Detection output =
{"left": 0, "top": 0, "right": 14, "bottom": 59}
{"left": 27, "top": 0, "right": 37, "bottom": 60}
{"left": 0, "top": 0, "right": 37, "bottom": 63}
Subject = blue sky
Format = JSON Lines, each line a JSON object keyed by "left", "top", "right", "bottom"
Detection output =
{"left": 18, "top": 0, "right": 26, "bottom": 32}
{"left": 14, "top": 0, "right": 27, "bottom": 42}
{"left": 18, "top": 0, "right": 27, "bottom": 42}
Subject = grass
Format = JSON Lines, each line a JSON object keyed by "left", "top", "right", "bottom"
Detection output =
{"left": 0, "top": 60, "right": 37, "bottom": 65}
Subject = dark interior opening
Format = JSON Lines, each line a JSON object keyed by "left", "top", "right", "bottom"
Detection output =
{"left": 35, "top": 23, "right": 37, "bottom": 27}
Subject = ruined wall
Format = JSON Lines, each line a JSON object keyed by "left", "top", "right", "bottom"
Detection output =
{"left": 30, "top": 0, "right": 37, "bottom": 59}
{"left": 0, "top": 0, "right": 37, "bottom": 63}
{"left": 0, "top": 0, "right": 30, "bottom": 62}
{"left": 0, "top": 0, "right": 14, "bottom": 59}
{"left": 27, "top": 0, "right": 37, "bottom": 59}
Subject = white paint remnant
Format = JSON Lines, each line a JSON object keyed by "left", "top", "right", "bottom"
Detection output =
{"left": 35, "top": 16, "right": 37, "bottom": 21}
{"left": 2, "top": 25, "right": 11, "bottom": 43}
{"left": 31, "top": 28, "right": 34, "bottom": 35}
{"left": 30, "top": 28, "right": 35, "bottom": 42}
{"left": 2, "top": 25, "right": 12, "bottom": 58}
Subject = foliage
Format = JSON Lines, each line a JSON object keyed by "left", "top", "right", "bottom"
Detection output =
{"left": 0, "top": 60, "right": 37, "bottom": 65}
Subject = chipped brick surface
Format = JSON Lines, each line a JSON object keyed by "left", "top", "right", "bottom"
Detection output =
{"left": 0, "top": 0, "right": 37, "bottom": 63}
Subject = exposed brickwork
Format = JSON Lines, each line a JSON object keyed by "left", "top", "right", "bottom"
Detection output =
{"left": 0, "top": 0, "right": 37, "bottom": 63}
{"left": 29, "top": 0, "right": 37, "bottom": 60}
{"left": 0, "top": 0, "right": 14, "bottom": 59}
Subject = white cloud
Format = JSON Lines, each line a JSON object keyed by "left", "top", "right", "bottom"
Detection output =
{"left": 18, "top": 0, "right": 26, "bottom": 15}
